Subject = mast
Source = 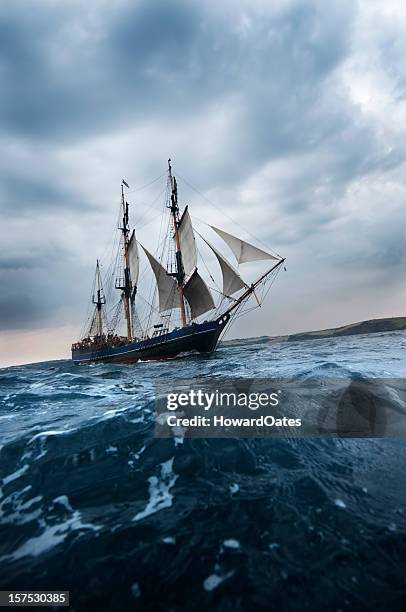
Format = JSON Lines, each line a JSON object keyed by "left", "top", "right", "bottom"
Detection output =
{"left": 167, "top": 159, "right": 187, "bottom": 327}
{"left": 92, "top": 259, "right": 105, "bottom": 337}
{"left": 116, "top": 181, "right": 132, "bottom": 340}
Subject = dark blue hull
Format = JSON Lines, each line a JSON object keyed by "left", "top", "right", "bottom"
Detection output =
{"left": 72, "top": 314, "right": 229, "bottom": 364}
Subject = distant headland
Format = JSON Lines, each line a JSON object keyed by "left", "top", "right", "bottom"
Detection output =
{"left": 222, "top": 316, "right": 406, "bottom": 347}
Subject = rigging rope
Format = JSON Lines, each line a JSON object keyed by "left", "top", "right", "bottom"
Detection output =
{"left": 176, "top": 173, "right": 283, "bottom": 259}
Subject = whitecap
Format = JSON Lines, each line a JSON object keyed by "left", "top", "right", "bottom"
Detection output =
{"left": 28, "top": 429, "right": 76, "bottom": 444}
{"left": 133, "top": 445, "right": 146, "bottom": 459}
{"left": 223, "top": 539, "right": 240, "bottom": 549}
{"left": 53, "top": 495, "right": 74, "bottom": 512}
{"left": 2, "top": 464, "right": 29, "bottom": 486}
{"left": 0, "top": 486, "right": 42, "bottom": 525}
{"left": 0, "top": 505, "right": 100, "bottom": 561}
{"left": 133, "top": 458, "right": 178, "bottom": 522}
{"left": 106, "top": 445, "right": 118, "bottom": 454}
{"left": 20, "top": 495, "right": 42, "bottom": 510}
{"left": 129, "top": 416, "right": 145, "bottom": 424}
{"left": 203, "top": 571, "right": 235, "bottom": 592}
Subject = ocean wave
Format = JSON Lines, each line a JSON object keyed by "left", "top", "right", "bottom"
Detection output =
{"left": 0, "top": 331, "right": 405, "bottom": 609}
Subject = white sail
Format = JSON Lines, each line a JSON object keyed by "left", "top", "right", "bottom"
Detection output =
{"left": 177, "top": 206, "right": 197, "bottom": 278}
{"left": 210, "top": 226, "right": 278, "bottom": 264}
{"left": 183, "top": 270, "right": 215, "bottom": 319}
{"left": 128, "top": 230, "right": 139, "bottom": 285}
{"left": 140, "top": 244, "right": 181, "bottom": 312}
{"left": 200, "top": 235, "right": 246, "bottom": 296}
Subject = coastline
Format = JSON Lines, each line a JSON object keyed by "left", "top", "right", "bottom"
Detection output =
{"left": 222, "top": 316, "right": 406, "bottom": 347}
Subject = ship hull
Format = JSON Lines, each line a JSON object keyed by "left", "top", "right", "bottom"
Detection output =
{"left": 72, "top": 315, "right": 229, "bottom": 364}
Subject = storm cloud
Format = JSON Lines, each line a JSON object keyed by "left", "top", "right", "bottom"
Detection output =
{"left": 0, "top": 0, "right": 405, "bottom": 365}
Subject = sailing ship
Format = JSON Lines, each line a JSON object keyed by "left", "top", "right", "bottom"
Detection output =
{"left": 71, "top": 160, "right": 285, "bottom": 364}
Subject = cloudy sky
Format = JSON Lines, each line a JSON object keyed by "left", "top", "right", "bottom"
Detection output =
{"left": 1, "top": 0, "right": 405, "bottom": 366}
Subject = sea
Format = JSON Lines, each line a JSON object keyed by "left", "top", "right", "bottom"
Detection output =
{"left": 0, "top": 331, "right": 405, "bottom": 611}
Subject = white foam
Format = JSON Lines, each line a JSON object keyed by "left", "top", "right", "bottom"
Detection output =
{"left": 30, "top": 382, "right": 47, "bottom": 390}
{"left": 55, "top": 372, "right": 78, "bottom": 378}
{"left": 106, "top": 445, "right": 118, "bottom": 454}
{"left": 203, "top": 571, "right": 235, "bottom": 592}
{"left": 134, "top": 445, "right": 146, "bottom": 459}
{"left": 129, "top": 416, "right": 145, "bottom": 424}
{"left": 28, "top": 429, "right": 75, "bottom": 444}
{"left": 2, "top": 464, "right": 29, "bottom": 486}
{"left": 6, "top": 523, "right": 67, "bottom": 560}
{"left": 102, "top": 407, "right": 129, "bottom": 418}
{"left": 0, "top": 486, "right": 42, "bottom": 525}
{"left": 23, "top": 436, "right": 48, "bottom": 462}
{"left": 334, "top": 498, "right": 347, "bottom": 509}
{"left": 133, "top": 458, "right": 178, "bottom": 522}
{"left": 223, "top": 539, "right": 240, "bottom": 549}
{"left": 53, "top": 495, "right": 74, "bottom": 512}
{"left": 20, "top": 495, "right": 42, "bottom": 510}
{"left": 128, "top": 445, "right": 146, "bottom": 468}
{"left": 0, "top": 503, "right": 100, "bottom": 561}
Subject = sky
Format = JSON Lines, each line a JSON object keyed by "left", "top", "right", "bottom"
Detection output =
{"left": 0, "top": 0, "right": 405, "bottom": 367}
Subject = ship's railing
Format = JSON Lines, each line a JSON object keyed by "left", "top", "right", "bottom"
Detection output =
{"left": 71, "top": 334, "right": 132, "bottom": 353}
